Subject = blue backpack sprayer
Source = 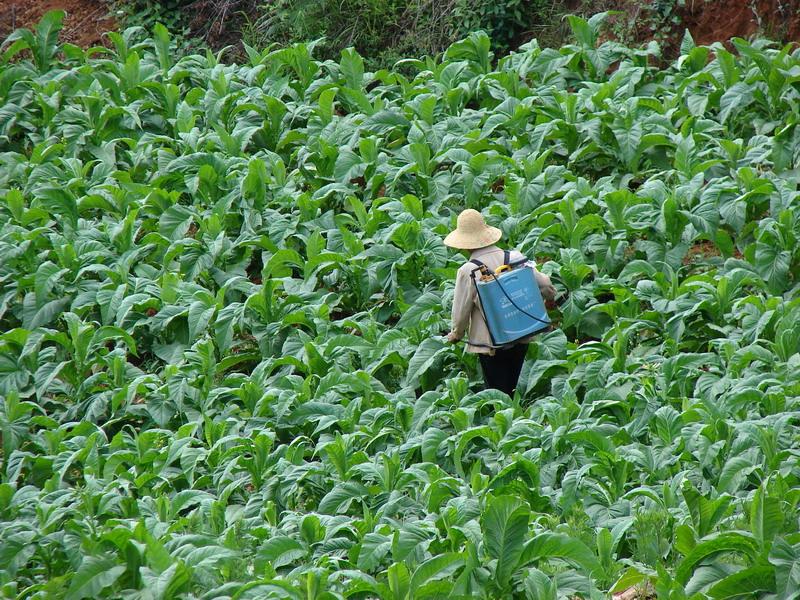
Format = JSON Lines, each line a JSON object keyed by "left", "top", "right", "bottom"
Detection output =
{"left": 468, "top": 250, "right": 551, "bottom": 347}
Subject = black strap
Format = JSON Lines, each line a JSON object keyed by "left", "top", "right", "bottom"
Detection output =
{"left": 469, "top": 258, "right": 486, "bottom": 281}
{"left": 467, "top": 259, "right": 499, "bottom": 347}
{"left": 470, "top": 250, "right": 510, "bottom": 270}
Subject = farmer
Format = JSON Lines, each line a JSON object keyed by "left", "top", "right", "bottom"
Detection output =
{"left": 444, "top": 209, "right": 556, "bottom": 397}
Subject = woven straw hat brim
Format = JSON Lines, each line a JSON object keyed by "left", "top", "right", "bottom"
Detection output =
{"left": 443, "top": 225, "right": 502, "bottom": 249}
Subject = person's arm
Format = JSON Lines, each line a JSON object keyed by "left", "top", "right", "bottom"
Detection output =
{"left": 533, "top": 267, "right": 556, "bottom": 302}
{"left": 447, "top": 267, "right": 474, "bottom": 342}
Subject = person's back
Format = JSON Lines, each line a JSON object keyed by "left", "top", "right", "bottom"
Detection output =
{"left": 444, "top": 210, "right": 556, "bottom": 396}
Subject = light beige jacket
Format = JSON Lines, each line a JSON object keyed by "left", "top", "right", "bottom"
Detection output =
{"left": 451, "top": 245, "right": 556, "bottom": 355}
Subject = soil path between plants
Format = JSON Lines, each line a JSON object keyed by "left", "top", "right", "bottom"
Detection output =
{"left": 0, "top": 0, "right": 116, "bottom": 47}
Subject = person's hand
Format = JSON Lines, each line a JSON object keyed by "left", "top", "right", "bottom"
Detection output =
{"left": 446, "top": 331, "right": 461, "bottom": 343}
{"left": 545, "top": 290, "right": 568, "bottom": 311}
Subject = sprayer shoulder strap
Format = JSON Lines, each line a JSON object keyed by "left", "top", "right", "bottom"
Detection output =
{"left": 470, "top": 249, "right": 509, "bottom": 272}
{"left": 467, "top": 260, "right": 498, "bottom": 347}
{"left": 469, "top": 258, "right": 485, "bottom": 279}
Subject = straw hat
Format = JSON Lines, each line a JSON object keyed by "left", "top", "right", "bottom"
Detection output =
{"left": 443, "top": 209, "right": 502, "bottom": 249}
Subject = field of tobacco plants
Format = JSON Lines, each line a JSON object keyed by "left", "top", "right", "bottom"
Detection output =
{"left": 1, "top": 9, "right": 799, "bottom": 599}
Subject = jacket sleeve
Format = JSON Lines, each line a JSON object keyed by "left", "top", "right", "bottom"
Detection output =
{"left": 534, "top": 268, "right": 556, "bottom": 302}
{"left": 451, "top": 267, "right": 475, "bottom": 339}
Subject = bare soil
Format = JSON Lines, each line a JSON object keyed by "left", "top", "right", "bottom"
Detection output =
{"left": 613, "top": 583, "right": 656, "bottom": 600}
{"left": 678, "top": 0, "right": 800, "bottom": 47}
{"left": 0, "top": 0, "right": 116, "bottom": 47}
{"left": 568, "top": 0, "right": 800, "bottom": 56}
{"left": 683, "top": 240, "right": 722, "bottom": 266}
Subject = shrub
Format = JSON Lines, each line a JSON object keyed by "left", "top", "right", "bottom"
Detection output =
{"left": 251, "top": 0, "right": 554, "bottom": 68}
{"left": 113, "top": 0, "right": 195, "bottom": 32}
{"left": 452, "top": 0, "right": 550, "bottom": 53}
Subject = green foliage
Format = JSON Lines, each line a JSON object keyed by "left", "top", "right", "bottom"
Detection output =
{"left": 253, "top": 0, "right": 414, "bottom": 68}
{"left": 452, "top": 0, "right": 549, "bottom": 54}
{"left": 1, "top": 10, "right": 800, "bottom": 600}
{"left": 111, "top": 0, "right": 196, "bottom": 50}
{"left": 252, "top": 0, "right": 556, "bottom": 69}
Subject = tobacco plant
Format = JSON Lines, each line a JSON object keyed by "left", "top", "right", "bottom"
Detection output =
{"left": 1, "top": 10, "right": 799, "bottom": 600}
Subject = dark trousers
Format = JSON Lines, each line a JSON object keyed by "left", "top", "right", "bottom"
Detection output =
{"left": 478, "top": 343, "right": 529, "bottom": 397}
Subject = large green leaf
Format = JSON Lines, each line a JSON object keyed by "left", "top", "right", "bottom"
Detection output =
{"left": 257, "top": 537, "right": 306, "bottom": 569}
{"left": 404, "top": 337, "right": 448, "bottom": 387}
{"left": 409, "top": 553, "right": 464, "bottom": 593}
{"left": 754, "top": 241, "right": 790, "bottom": 293}
{"left": 357, "top": 533, "right": 392, "bottom": 571}
{"left": 519, "top": 532, "right": 602, "bottom": 578}
{"left": 769, "top": 538, "right": 800, "bottom": 598}
{"left": 159, "top": 204, "right": 194, "bottom": 240}
{"left": 482, "top": 496, "right": 530, "bottom": 584}
{"left": 318, "top": 481, "right": 369, "bottom": 514}
{"left": 750, "top": 482, "right": 783, "bottom": 550}
{"left": 65, "top": 555, "right": 125, "bottom": 600}
{"left": 340, "top": 48, "right": 365, "bottom": 90}
{"left": 676, "top": 532, "right": 759, "bottom": 585}
{"left": 706, "top": 565, "right": 776, "bottom": 599}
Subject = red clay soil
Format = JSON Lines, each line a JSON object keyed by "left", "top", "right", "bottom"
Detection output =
{"left": 0, "top": 0, "right": 116, "bottom": 47}
{"left": 677, "top": 0, "right": 800, "bottom": 46}
{"left": 573, "top": 0, "right": 800, "bottom": 53}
